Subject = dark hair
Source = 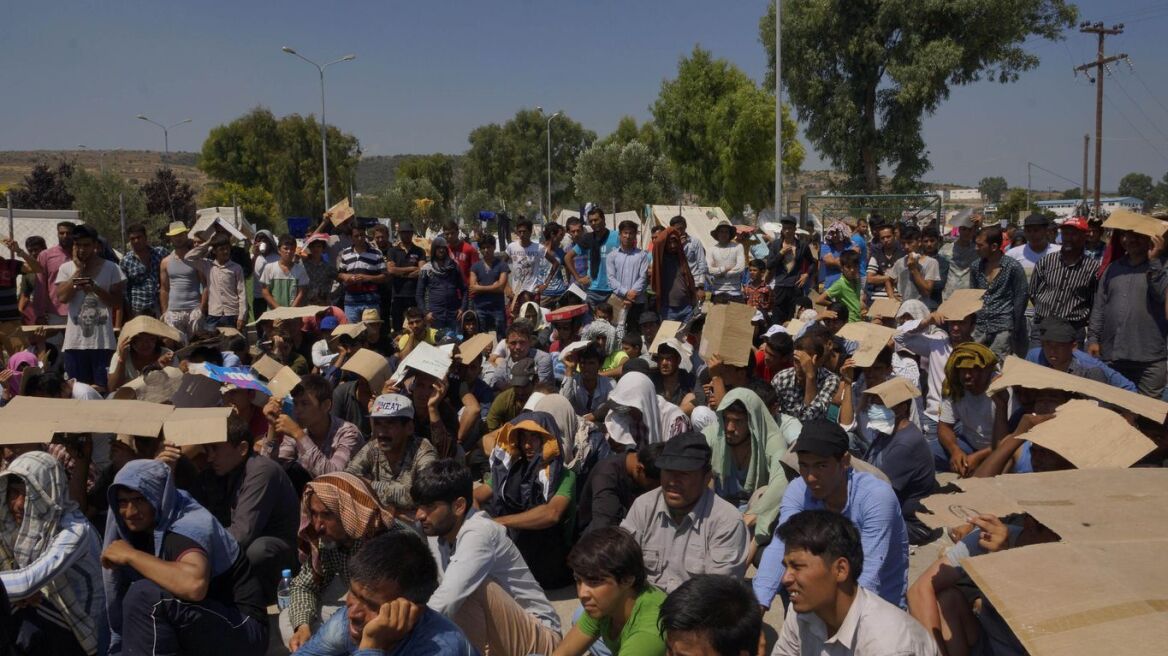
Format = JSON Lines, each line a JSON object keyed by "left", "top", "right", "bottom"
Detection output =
{"left": 567, "top": 527, "right": 647, "bottom": 591}
{"left": 56, "top": 221, "right": 77, "bottom": 231}
{"left": 621, "top": 332, "right": 642, "bottom": 347}
{"left": 23, "top": 371, "right": 63, "bottom": 398}
{"left": 875, "top": 223, "right": 895, "bottom": 236}
{"left": 922, "top": 226, "right": 941, "bottom": 240}
{"left": 127, "top": 223, "right": 148, "bottom": 237}
{"left": 291, "top": 373, "right": 333, "bottom": 404}
{"left": 371, "top": 223, "right": 389, "bottom": 236}
{"left": 224, "top": 334, "right": 249, "bottom": 354}
{"left": 899, "top": 225, "right": 922, "bottom": 242}
{"left": 405, "top": 306, "right": 425, "bottom": 321}
{"left": 748, "top": 258, "right": 766, "bottom": 270}
{"left": 618, "top": 220, "right": 638, "bottom": 233}
{"left": 776, "top": 510, "right": 864, "bottom": 583}
{"left": 766, "top": 332, "right": 794, "bottom": 357}
{"left": 210, "top": 234, "right": 231, "bottom": 250}
{"left": 593, "top": 303, "right": 613, "bottom": 319}
{"left": 410, "top": 459, "right": 473, "bottom": 509}
{"left": 516, "top": 217, "right": 534, "bottom": 231}
{"left": 24, "top": 235, "right": 46, "bottom": 251}
{"left": 349, "top": 223, "right": 367, "bottom": 236}
{"left": 278, "top": 234, "right": 297, "bottom": 249}
{"left": 544, "top": 223, "right": 564, "bottom": 241}
{"left": 442, "top": 219, "right": 460, "bottom": 231}
{"left": 349, "top": 530, "right": 439, "bottom": 604}
{"left": 795, "top": 327, "right": 828, "bottom": 358}
{"left": 577, "top": 343, "right": 602, "bottom": 364}
{"left": 566, "top": 216, "right": 584, "bottom": 228}
{"left": 225, "top": 414, "right": 255, "bottom": 448}
{"left": 669, "top": 215, "right": 686, "bottom": 228}
{"left": 838, "top": 250, "right": 860, "bottom": 268}
{"left": 636, "top": 442, "right": 664, "bottom": 480}
{"left": 507, "top": 319, "right": 534, "bottom": 339}
{"left": 826, "top": 300, "right": 849, "bottom": 324}
{"left": 72, "top": 224, "right": 99, "bottom": 241}
{"left": 980, "top": 226, "right": 1003, "bottom": 248}
{"left": 478, "top": 234, "right": 497, "bottom": 249}
{"left": 746, "top": 379, "right": 778, "bottom": 410}
{"left": 794, "top": 295, "right": 813, "bottom": 310}
{"left": 586, "top": 206, "right": 605, "bottom": 219}
{"left": 658, "top": 575, "right": 763, "bottom": 656}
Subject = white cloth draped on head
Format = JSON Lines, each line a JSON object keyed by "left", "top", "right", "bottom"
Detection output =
{"left": 689, "top": 405, "right": 719, "bottom": 432}
{"left": 605, "top": 372, "right": 690, "bottom": 448}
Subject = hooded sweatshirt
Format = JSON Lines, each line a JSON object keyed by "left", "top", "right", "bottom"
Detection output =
{"left": 702, "top": 388, "right": 799, "bottom": 541}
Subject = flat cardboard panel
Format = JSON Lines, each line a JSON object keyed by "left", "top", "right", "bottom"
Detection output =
{"left": 867, "top": 297, "right": 901, "bottom": 319}
{"left": 648, "top": 320, "right": 685, "bottom": 354}
{"left": 394, "top": 341, "right": 452, "bottom": 382}
{"left": 330, "top": 322, "right": 367, "bottom": 340}
{"left": 163, "top": 407, "right": 232, "bottom": 445}
{"left": 342, "top": 348, "right": 391, "bottom": 393}
{"left": 266, "top": 367, "right": 303, "bottom": 400}
{"left": 119, "top": 315, "right": 184, "bottom": 347}
{"left": 862, "top": 376, "right": 919, "bottom": 408}
{"left": 988, "top": 356, "right": 1168, "bottom": 423}
{"left": 0, "top": 396, "right": 68, "bottom": 444}
{"left": 1103, "top": 209, "right": 1168, "bottom": 238}
{"left": 251, "top": 355, "right": 284, "bottom": 381}
{"left": 255, "top": 305, "right": 331, "bottom": 323}
{"left": 936, "top": 288, "right": 985, "bottom": 320}
{"left": 698, "top": 303, "right": 755, "bottom": 367}
{"left": 836, "top": 322, "right": 896, "bottom": 368}
{"left": 57, "top": 400, "right": 173, "bottom": 437}
{"left": 326, "top": 198, "right": 355, "bottom": 226}
{"left": 456, "top": 333, "right": 496, "bottom": 364}
{"left": 1022, "top": 400, "right": 1156, "bottom": 469}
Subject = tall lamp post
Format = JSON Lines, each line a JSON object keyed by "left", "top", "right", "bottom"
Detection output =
{"left": 135, "top": 116, "right": 192, "bottom": 164}
{"left": 282, "top": 46, "right": 356, "bottom": 211}
{"left": 546, "top": 110, "right": 562, "bottom": 222}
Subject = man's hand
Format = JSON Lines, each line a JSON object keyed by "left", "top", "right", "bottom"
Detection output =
{"left": 289, "top": 625, "right": 312, "bottom": 653}
{"left": 428, "top": 379, "right": 448, "bottom": 409}
{"left": 839, "top": 357, "right": 856, "bottom": 384}
{"left": 577, "top": 276, "right": 592, "bottom": 288}
{"left": 274, "top": 414, "right": 305, "bottom": 440}
{"left": 156, "top": 443, "right": 183, "bottom": 470}
{"left": 425, "top": 312, "right": 435, "bottom": 324}
{"left": 793, "top": 350, "right": 816, "bottom": 380}
{"left": 949, "top": 449, "right": 970, "bottom": 477}
{"left": 1015, "top": 412, "right": 1055, "bottom": 435}
{"left": 795, "top": 274, "right": 808, "bottom": 288}
{"left": 970, "top": 514, "right": 1011, "bottom": 553}
{"left": 359, "top": 599, "right": 422, "bottom": 652}
{"left": 743, "top": 513, "right": 758, "bottom": 529}
{"left": 1086, "top": 342, "right": 1102, "bottom": 358}
{"left": 101, "top": 539, "right": 137, "bottom": 568}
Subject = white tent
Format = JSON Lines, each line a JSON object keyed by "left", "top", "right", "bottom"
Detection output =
{"left": 648, "top": 205, "right": 731, "bottom": 253}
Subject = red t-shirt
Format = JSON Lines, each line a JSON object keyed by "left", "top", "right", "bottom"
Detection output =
{"left": 448, "top": 241, "right": 480, "bottom": 283}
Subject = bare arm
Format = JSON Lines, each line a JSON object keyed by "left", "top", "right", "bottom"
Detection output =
{"left": 159, "top": 256, "right": 171, "bottom": 313}
{"left": 493, "top": 495, "right": 570, "bottom": 531}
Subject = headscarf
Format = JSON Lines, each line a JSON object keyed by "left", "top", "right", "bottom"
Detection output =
{"left": 605, "top": 372, "right": 690, "bottom": 448}
{"left": 825, "top": 220, "right": 852, "bottom": 244}
{"left": 520, "top": 301, "right": 549, "bottom": 331}
{"left": 896, "top": 299, "right": 941, "bottom": 336}
{"left": 582, "top": 318, "right": 619, "bottom": 355}
{"left": 0, "top": 452, "right": 103, "bottom": 655}
{"left": 488, "top": 412, "right": 567, "bottom": 517}
{"left": 689, "top": 406, "right": 718, "bottom": 432}
{"left": 535, "top": 394, "right": 578, "bottom": 464}
{"left": 297, "top": 472, "right": 397, "bottom": 580}
{"left": 4, "top": 351, "right": 38, "bottom": 397}
{"left": 942, "top": 342, "right": 998, "bottom": 400}
{"left": 649, "top": 227, "right": 695, "bottom": 311}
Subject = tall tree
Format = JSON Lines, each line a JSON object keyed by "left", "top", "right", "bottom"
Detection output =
{"left": 396, "top": 155, "right": 458, "bottom": 211}
{"left": 763, "top": 0, "right": 1076, "bottom": 193}
{"left": 1153, "top": 172, "right": 1168, "bottom": 210}
{"left": 67, "top": 169, "right": 149, "bottom": 244}
{"left": 462, "top": 109, "right": 595, "bottom": 216}
{"left": 141, "top": 168, "right": 197, "bottom": 222}
{"left": 9, "top": 161, "right": 75, "bottom": 209}
{"left": 652, "top": 46, "right": 802, "bottom": 215}
{"left": 978, "top": 176, "right": 1009, "bottom": 203}
{"left": 1117, "top": 172, "right": 1154, "bottom": 209}
{"left": 574, "top": 140, "right": 673, "bottom": 213}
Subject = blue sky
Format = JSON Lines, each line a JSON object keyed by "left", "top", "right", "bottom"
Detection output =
{"left": 3, "top": 0, "right": 1168, "bottom": 190}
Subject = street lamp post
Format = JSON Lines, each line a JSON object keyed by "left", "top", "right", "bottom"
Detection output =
{"left": 546, "top": 111, "right": 562, "bottom": 222}
{"left": 135, "top": 115, "right": 192, "bottom": 165}
{"left": 282, "top": 46, "right": 356, "bottom": 211}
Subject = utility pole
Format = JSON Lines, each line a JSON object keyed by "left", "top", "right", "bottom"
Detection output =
{"left": 1074, "top": 21, "right": 1126, "bottom": 216}
{"left": 1082, "top": 133, "right": 1089, "bottom": 213}
{"left": 774, "top": 0, "right": 782, "bottom": 223}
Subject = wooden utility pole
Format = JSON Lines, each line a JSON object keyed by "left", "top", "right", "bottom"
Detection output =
{"left": 1082, "top": 133, "right": 1089, "bottom": 212}
{"left": 1075, "top": 21, "right": 1126, "bottom": 216}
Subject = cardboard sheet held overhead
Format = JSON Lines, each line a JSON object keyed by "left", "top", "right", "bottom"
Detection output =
{"left": 0, "top": 397, "right": 183, "bottom": 445}
{"left": 119, "top": 315, "right": 185, "bottom": 347}
{"left": 326, "top": 197, "right": 355, "bottom": 227}
{"left": 936, "top": 288, "right": 985, "bottom": 320}
{"left": 250, "top": 354, "right": 284, "bottom": 381}
{"left": 255, "top": 305, "right": 331, "bottom": 323}
{"left": 265, "top": 366, "right": 303, "bottom": 400}
{"left": 342, "top": 348, "right": 391, "bottom": 393}
{"left": 698, "top": 303, "right": 755, "bottom": 367}
{"left": 163, "top": 407, "right": 232, "bottom": 446}
{"left": 648, "top": 320, "right": 685, "bottom": 354}
{"left": 456, "top": 333, "right": 496, "bottom": 364}
{"left": 330, "top": 322, "right": 367, "bottom": 340}
{"left": 392, "top": 341, "right": 452, "bottom": 383}
{"left": 835, "top": 321, "right": 896, "bottom": 368}
{"left": 1022, "top": 400, "right": 1156, "bottom": 469}
{"left": 866, "top": 297, "right": 901, "bottom": 320}
{"left": 988, "top": 356, "right": 1168, "bottom": 423}
{"left": 1103, "top": 208, "right": 1168, "bottom": 238}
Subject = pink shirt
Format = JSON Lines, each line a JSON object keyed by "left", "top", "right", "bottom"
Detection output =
{"left": 35, "top": 245, "right": 71, "bottom": 318}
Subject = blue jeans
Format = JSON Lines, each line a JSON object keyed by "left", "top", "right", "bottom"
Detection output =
{"left": 929, "top": 432, "right": 975, "bottom": 473}
{"left": 344, "top": 302, "right": 377, "bottom": 324}
{"left": 586, "top": 289, "right": 613, "bottom": 307}
{"left": 206, "top": 314, "right": 237, "bottom": 328}
{"left": 63, "top": 349, "right": 114, "bottom": 389}
{"left": 115, "top": 579, "right": 268, "bottom": 656}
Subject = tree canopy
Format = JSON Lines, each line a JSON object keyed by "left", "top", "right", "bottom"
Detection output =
{"left": 141, "top": 168, "right": 196, "bottom": 222}
{"left": 1118, "top": 172, "right": 1154, "bottom": 209}
{"left": 764, "top": 0, "right": 1076, "bottom": 193}
{"left": 978, "top": 176, "right": 1009, "bottom": 203}
{"left": 574, "top": 140, "right": 673, "bottom": 214}
{"left": 8, "top": 161, "right": 75, "bottom": 210}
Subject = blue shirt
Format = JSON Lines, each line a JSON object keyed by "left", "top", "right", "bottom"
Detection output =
{"left": 753, "top": 469, "right": 909, "bottom": 609}
{"left": 851, "top": 234, "right": 869, "bottom": 278}
{"left": 573, "top": 230, "right": 621, "bottom": 293}
{"left": 1024, "top": 347, "right": 1137, "bottom": 392}
{"left": 296, "top": 605, "right": 478, "bottom": 656}
{"left": 605, "top": 246, "right": 650, "bottom": 298}
{"left": 819, "top": 242, "right": 851, "bottom": 288}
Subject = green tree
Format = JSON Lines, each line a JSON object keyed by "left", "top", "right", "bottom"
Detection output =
{"left": 978, "top": 176, "right": 1008, "bottom": 203}
{"left": 763, "top": 0, "right": 1076, "bottom": 192}
{"left": 9, "top": 161, "right": 75, "bottom": 209}
{"left": 994, "top": 188, "right": 1030, "bottom": 226}
{"left": 462, "top": 109, "right": 595, "bottom": 215}
{"left": 1117, "top": 172, "right": 1154, "bottom": 209}
{"left": 454, "top": 189, "right": 504, "bottom": 230}
{"left": 396, "top": 155, "right": 458, "bottom": 212}
{"left": 574, "top": 140, "right": 673, "bottom": 213}
{"left": 141, "top": 168, "right": 197, "bottom": 222}
{"left": 67, "top": 169, "right": 149, "bottom": 244}
{"left": 200, "top": 182, "right": 279, "bottom": 232}
{"left": 363, "top": 177, "right": 447, "bottom": 233}
{"left": 1061, "top": 187, "right": 1082, "bottom": 200}
{"left": 651, "top": 46, "right": 802, "bottom": 215}
{"left": 1153, "top": 172, "right": 1168, "bottom": 210}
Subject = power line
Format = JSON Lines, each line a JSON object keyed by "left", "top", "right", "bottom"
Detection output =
{"left": 1108, "top": 68, "right": 1168, "bottom": 144}
{"left": 1103, "top": 92, "right": 1168, "bottom": 165}
{"left": 1126, "top": 62, "right": 1168, "bottom": 121}
{"left": 1028, "top": 161, "right": 1082, "bottom": 189}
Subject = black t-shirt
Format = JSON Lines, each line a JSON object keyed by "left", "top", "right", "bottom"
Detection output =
{"left": 159, "top": 531, "right": 267, "bottom": 622}
{"left": 576, "top": 455, "right": 638, "bottom": 536}
{"left": 387, "top": 244, "right": 427, "bottom": 297}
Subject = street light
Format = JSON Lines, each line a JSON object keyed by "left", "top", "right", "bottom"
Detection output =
{"left": 136, "top": 115, "right": 192, "bottom": 164}
{"left": 282, "top": 46, "right": 356, "bottom": 211}
{"left": 546, "top": 110, "right": 562, "bottom": 221}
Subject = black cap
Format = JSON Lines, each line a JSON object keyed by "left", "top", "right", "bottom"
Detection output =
{"left": 791, "top": 420, "right": 850, "bottom": 458}
{"left": 397, "top": 221, "right": 416, "bottom": 234}
{"left": 638, "top": 311, "right": 660, "bottom": 325}
{"left": 780, "top": 214, "right": 798, "bottom": 226}
{"left": 511, "top": 358, "right": 536, "bottom": 387}
{"left": 1038, "top": 317, "right": 1077, "bottom": 343}
{"left": 623, "top": 358, "right": 652, "bottom": 377}
{"left": 656, "top": 431, "right": 712, "bottom": 472}
{"left": 1023, "top": 213, "right": 1051, "bottom": 227}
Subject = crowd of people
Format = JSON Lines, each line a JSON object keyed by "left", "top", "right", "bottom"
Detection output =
{"left": 0, "top": 200, "right": 1164, "bottom": 656}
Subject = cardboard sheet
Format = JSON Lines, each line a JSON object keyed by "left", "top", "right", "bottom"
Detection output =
{"left": 698, "top": 303, "right": 755, "bottom": 367}
{"left": 988, "top": 356, "right": 1168, "bottom": 423}
{"left": 330, "top": 322, "right": 367, "bottom": 340}
{"left": 119, "top": 315, "right": 185, "bottom": 347}
{"left": 250, "top": 354, "right": 284, "bottom": 381}
{"left": 1022, "top": 400, "right": 1156, "bottom": 469}
{"left": 936, "top": 288, "right": 985, "bottom": 320}
{"left": 648, "top": 320, "right": 685, "bottom": 354}
{"left": 836, "top": 321, "right": 896, "bottom": 368}
{"left": 326, "top": 198, "right": 355, "bottom": 227}
{"left": 393, "top": 342, "right": 452, "bottom": 382}
{"left": 163, "top": 407, "right": 232, "bottom": 445}
{"left": 1103, "top": 208, "right": 1168, "bottom": 238}
{"left": 255, "top": 305, "right": 331, "bottom": 323}
{"left": 342, "top": 348, "right": 391, "bottom": 393}
{"left": 456, "top": 333, "right": 496, "bottom": 364}
{"left": 0, "top": 397, "right": 182, "bottom": 444}
{"left": 866, "top": 297, "right": 901, "bottom": 320}
{"left": 266, "top": 366, "right": 303, "bottom": 400}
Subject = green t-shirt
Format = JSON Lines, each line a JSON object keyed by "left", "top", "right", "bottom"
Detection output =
{"left": 576, "top": 586, "right": 667, "bottom": 655}
{"left": 826, "top": 276, "right": 862, "bottom": 322}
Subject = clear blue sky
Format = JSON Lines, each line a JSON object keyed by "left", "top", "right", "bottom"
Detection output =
{"left": 4, "top": 0, "right": 1168, "bottom": 190}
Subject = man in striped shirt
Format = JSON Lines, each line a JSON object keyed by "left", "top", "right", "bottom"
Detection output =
{"left": 337, "top": 224, "right": 388, "bottom": 324}
{"left": 1029, "top": 217, "right": 1099, "bottom": 347}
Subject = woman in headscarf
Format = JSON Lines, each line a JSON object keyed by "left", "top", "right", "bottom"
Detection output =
{"left": 416, "top": 236, "right": 467, "bottom": 337}
{"left": 0, "top": 452, "right": 106, "bottom": 656}
{"left": 649, "top": 227, "right": 697, "bottom": 323}
{"left": 487, "top": 411, "right": 575, "bottom": 588}
{"left": 285, "top": 472, "right": 402, "bottom": 652}
{"left": 1, "top": 351, "right": 38, "bottom": 402}
{"left": 604, "top": 372, "right": 690, "bottom": 450}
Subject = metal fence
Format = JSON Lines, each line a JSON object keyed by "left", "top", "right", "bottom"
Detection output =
{"left": 799, "top": 193, "right": 943, "bottom": 232}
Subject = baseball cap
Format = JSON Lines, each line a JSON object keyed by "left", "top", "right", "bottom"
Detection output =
{"left": 319, "top": 316, "right": 339, "bottom": 331}
{"left": 655, "top": 431, "right": 712, "bottom": 472}
{"left": 1023, "top": 213, "right": 1051, "bottom": 227}
{"left": 1038, "top": 317, "right": 1077, "bottom": 343}
{"left": 1060, "top": 217, "right": 1089, "bottom": 232}
{"left": 638, "top": 311, "right": 660, "bottom": 325}
{"left": 511, "top": 358, "right": 536, "bottom": 387}
{"left": 370, "top": 393, "right": 413, "bottom": 420}
{"left": 791, "top": 420, "right": 850, "bottom": 458}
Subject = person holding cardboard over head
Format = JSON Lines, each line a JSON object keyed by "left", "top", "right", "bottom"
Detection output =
{"left": 345, "top": 394, "right": 437, "bottom": 511}
{"left": 414, "top": 460, "right": 562, "bottom": 656}
{"left": 771, "top": 327, "right": 842, "bottom": 422}
{"left": 753, "top": 421, "right": 908, "bottom": 612}
{"left": 54, "top": 224, "right": 126, "bottom": 391}
{"left": 772, "top": 510, "right": 938, "bottom": 656}
{"left": 194, "top": 414, "right": 298, "bottom": 604}
{"left": 1025, "top": 317, "right": 1136, "bottom": 391}
{"left": 101, "top": 459, "right": 268, "bottom": 656}
{"left": 860, "top": 377, "right": 937, "bottom": 544}
{"left": 261, "top": 373, "right": 365, "bottom": 480}
{"left": 329, "top": 346, "right": 389, "bottom": 437}
{"left": 106, "top": 315, "right": 179, "bottom": 391}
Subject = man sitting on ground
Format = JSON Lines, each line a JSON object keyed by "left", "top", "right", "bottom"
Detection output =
{"left": 262, "top": 373, "right": 365, "bottom": 479}
{"left": 576, "top": 442, "right": 664, "bottom": 535}
{"left": 346, "top": 394, "right": 437, "bottom": 510}
{"left": 1025, "top": 317, "right": 1136, "bottom": 391}
{"left": 658, "top": 575, "right": 764, "bottom": 656}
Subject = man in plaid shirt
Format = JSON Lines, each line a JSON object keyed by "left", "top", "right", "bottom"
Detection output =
{"left": 119, "top": 223, "right": 167, "bottom": 319}
{"left": 771, "top": 327, "right": 841, "bottom": 422}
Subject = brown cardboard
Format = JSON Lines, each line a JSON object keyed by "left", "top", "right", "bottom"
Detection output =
{"left": 0, "top": 396, "right": 62, "bottom": 444}
{"left": 866, "top": 297, "right": 901, "bottom": 319}
{"left": 456, "top": 333, "right": 496, "bottom": 365}
{"left": 250, "top": 354, "right": 284, "bottom": 381}
{"left": 119, "top": 315, "right": 184, "bottom": 347}
{"left": 266, "top": 366, "right": 303, "bottom": 400}
{"left": 19, "top": 325, "right": 66, "bottom": 334}
{"left": 698, "top": 303, "right": 755, "bottom": 367}
{"left": 1022, "top": 400, "right": 1156, "bottom": 469}
{"left": 0, "top": 397, "right": 179, "bottom": 444}
{"left": 326, "top": 198, "right": 355, "bottom": 227}
{"left": 162, "top": 407, "right": 233, "bottom": 446}
{"left": 988, "top": 356, "right": 1168, "bottom": 423}
{"left": 1103, "top": 208, "right": 1168, "bottom": 238}
{"left": 648, "top": 320, "right": 685, "bottom": 354}
{"left": 330, "top": 322, "right": 367, "bottom": 340}
{"left": 342, "top": 348, "right": 391, "bottom": 393}
{"left": 393, "top": 342, "right": 452, "bottom": 382}
{"left": 936, "top": 288, "right": 985, "bottom": 320}
{"left": 862, "top": 376, "right": 920, "bottom": 408}
{"left": 836, "top": 321, "right": 896, "bottom": 368}
{"left": 255, "top": 305, "right": 331, "bottom": 323}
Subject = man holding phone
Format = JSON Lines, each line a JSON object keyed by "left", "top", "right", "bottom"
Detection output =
{"left": 55, "top": 224, "right": 125, "bottom": 391}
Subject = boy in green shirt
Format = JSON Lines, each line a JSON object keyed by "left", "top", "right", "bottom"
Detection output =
{"left": 815, "top": 249, "right": 863, "bottom": 322}
{"left": 555, "top": 527, "right": 667, "bottom": 656}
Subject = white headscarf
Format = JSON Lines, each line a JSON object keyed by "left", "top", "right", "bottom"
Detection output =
{"left": 605, "top": 372, "right": 690, "bottom": 448}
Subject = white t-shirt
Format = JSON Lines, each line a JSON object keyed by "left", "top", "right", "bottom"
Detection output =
{"left": 939, "top": 392, "right": 995, "bottom": 450}
{"left": 888, "top": 254, "right": 941, "bottom": 304}
{"left": 55, "top": 259, "right": 125, "bottom": 351}
{"left": 506, "top": 241, "right": 542, "bottom": 294}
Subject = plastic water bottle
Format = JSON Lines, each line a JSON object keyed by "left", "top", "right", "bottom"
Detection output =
{"left": 276, "top": 569, "right": 293, "bottom": 611}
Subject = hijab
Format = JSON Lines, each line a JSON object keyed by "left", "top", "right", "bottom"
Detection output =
{"left": 5, "top": 351, "right": 38, "bottom": 397}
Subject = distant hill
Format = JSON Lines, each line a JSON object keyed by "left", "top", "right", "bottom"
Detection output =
{"left": 0, "top": 150, "right": 206, "bottom": 192}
